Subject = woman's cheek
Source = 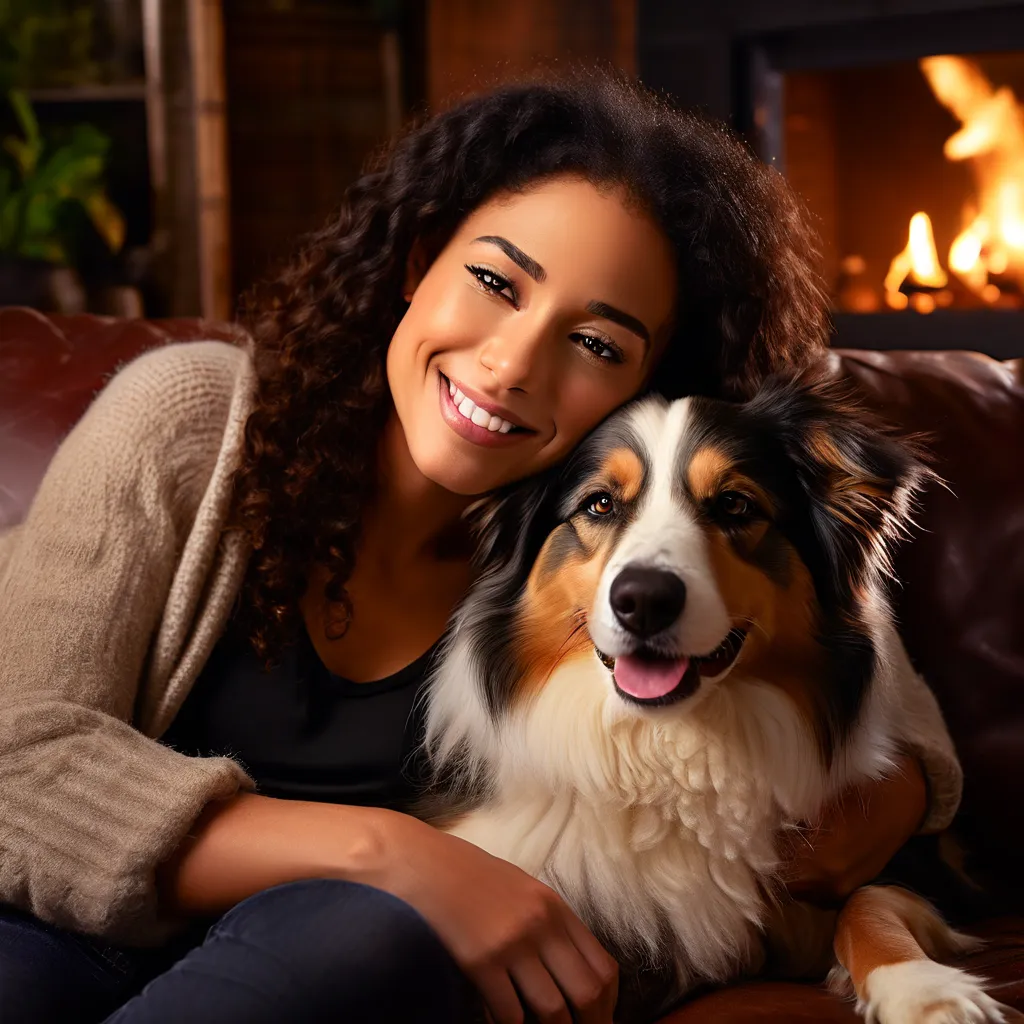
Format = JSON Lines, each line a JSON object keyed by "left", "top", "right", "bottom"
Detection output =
{"left": 556, "top": 372, "right": 633, "bottom": 445}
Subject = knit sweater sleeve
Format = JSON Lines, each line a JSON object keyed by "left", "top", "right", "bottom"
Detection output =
{"left": 889, "top": 634, "right": 963, "bottom": 834}
{"left": 0, "top": 343, "right": 254, "bottom": 946}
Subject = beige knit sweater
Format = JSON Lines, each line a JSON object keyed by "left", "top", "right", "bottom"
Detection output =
{"left": 0, "top": 341, "right": 963, "bottom": 947}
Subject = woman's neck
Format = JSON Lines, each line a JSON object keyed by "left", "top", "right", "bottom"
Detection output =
{"left": 300, "top": 411, "right": 477, "bottom": 659}
{"left": 362, "top": 411, "right": 475, "bottom": 569}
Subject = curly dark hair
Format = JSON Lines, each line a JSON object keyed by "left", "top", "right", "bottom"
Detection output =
{"left": 230, "top": 68, "right": 829, "bottom": 662}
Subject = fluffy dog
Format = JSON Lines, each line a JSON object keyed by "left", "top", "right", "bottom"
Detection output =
{"left": 420, "top": 375, "right": 1005, "bottom": 1024}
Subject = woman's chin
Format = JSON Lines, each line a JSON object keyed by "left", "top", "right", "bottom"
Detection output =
{"left": 419, "top": 459, "right": 511, "bottom": 497}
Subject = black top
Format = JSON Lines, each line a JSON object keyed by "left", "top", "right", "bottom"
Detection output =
{"left": 162, "top": 616, "right": 436, "bottom": 812}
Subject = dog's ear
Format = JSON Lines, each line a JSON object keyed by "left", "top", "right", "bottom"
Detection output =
{"left": 465, "top": 468, "right": 561, "bottom": 580}
{"left": 751, "top": 370, "right": 936, "bottom": 592}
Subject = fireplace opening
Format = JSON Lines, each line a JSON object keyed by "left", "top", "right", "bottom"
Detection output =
{"left": 637, "top": 3, "right": 1024, "bottom": 354}
{"left": 784, "top": 52, "right": 1024, "bottom": 321}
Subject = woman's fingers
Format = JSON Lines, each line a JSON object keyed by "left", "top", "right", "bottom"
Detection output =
{"left": 539, "top": 929, "right": 617, "bottom": 1024}
{"left": 509, "top": 955, "right": 575, "bottom": 1023}
{"left": 476, "top": 933, "right": 618, "bottom": 1024}
{"left": 559, "top": 908, "right": 619, "bottom": 1014}
{"left": 475, "top": 966, "right": 531, "bottom": 1024}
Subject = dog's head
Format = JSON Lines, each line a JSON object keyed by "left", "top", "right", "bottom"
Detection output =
{"left": 449, "top": 373, "right": 930, "bottom": 772}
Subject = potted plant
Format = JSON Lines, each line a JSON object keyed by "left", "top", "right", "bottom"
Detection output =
{"left": 0, "top": 88, "right": 125, "bottom": 310}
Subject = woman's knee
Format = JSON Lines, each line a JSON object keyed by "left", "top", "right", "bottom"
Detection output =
{"left": 0, "top": 905, "right": 135, "bottom": 1024}
{"left": 175, "top": 878, "right": 472, "bottom": 1022}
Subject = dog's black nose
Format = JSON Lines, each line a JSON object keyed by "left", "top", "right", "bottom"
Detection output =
{"left": 609, "top": 566, "right": 687, "bottom": 638}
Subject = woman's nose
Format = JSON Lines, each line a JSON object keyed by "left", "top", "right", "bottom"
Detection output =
{"left": 477, "top": 319, "right": 552, "bottom": 393}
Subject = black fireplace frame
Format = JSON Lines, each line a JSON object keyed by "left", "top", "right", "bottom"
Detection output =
{"left": 638, "top": 0, "right": 1024, "bottom": 358}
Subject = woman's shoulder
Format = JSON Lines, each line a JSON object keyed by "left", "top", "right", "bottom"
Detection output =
{"left": 95, "top": 338, "right": 256, "bottom": 450}
{"left": 105, "top": 338, "right": 253, "bottom": 417}
{"left": 42, "top": 337, "right": 258, "bottom": 521}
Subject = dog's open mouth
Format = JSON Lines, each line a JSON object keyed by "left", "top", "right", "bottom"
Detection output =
{"left": 595, "top": 628, "right": 748, "bottom": 706}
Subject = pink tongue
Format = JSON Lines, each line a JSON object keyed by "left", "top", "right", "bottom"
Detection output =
{"left": 613, "top": 655, "right": 691, "bottom": 699}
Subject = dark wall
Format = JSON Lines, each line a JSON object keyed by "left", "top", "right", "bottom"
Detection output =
{"left": 428, "top": 0, "right": 636, "bottom": 108}
{"left": 223, "top": 0, "right": 426, "bottom": 306}
{"left": 638, "top": 0, "right": 1024, "bottom": 127}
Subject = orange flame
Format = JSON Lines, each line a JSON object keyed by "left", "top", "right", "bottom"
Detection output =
{"left": 885, "top": 212, "right": 947, "bottom": 310}
{"left": 921, "top": 55, "right": 1024, "bottom": 301}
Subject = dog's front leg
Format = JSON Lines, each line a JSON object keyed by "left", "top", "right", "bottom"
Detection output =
{"left": 831, "top": 884, "right": 1009, "bottom": 1023}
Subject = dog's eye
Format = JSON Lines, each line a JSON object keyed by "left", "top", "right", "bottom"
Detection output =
{"left": 717, "top": 491, "right": 756, "bottom": 518}
{"left": 587, "top": 493, "right": 616, "bottom": 517}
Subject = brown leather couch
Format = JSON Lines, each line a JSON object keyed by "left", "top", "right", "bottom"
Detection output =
{"left": 1, "top": 305, "right": 1023, "bottom": 1021}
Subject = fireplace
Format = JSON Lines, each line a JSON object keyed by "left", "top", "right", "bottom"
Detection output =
{"left": 638, "top": 2, "right": 1024, "bottom": 357}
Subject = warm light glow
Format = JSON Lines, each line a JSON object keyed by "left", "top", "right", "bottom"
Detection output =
{"left": 885, "top": 212, "right": 947, "bottom": 308}
{"left": 909, "top": 212, "right": 948, "bottom": 285}
{"left": 910, "top": 292, "right": 937, "bottom": 314}
{"left": 915, "top": 55, "right": 1024, "bottom": 301}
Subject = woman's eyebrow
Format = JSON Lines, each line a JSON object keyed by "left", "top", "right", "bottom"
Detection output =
{"left": 586, "top": 301, "right": 650, "bottom": 348}
{"left": 473, "top": 235, "right": 651, "bottom": 349}
{"left": 473, "top": 235, "right": 546, "bottom": 282}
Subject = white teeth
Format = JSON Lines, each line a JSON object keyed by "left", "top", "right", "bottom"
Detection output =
{"left": 446, "top": 377, "right": 518, "bottom": 433}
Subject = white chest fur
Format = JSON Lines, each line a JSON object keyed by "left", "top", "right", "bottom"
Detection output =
{"left": 435, "top": 649, "right": 885, "bottom": 988}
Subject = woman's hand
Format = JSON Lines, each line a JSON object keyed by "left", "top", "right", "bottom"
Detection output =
{"left": 368, "top": 810, "right": 619, "bottom": 1024}
{"left": 780, "top": 752, "right": 929, "bottom": 906}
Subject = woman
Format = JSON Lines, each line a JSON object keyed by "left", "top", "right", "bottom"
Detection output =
{"left": 0, "top": 71, "right": 959, "bottom": 1024}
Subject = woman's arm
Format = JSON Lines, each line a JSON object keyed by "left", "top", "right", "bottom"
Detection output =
{"left": 783, "top": 634, "right": 962, "bottom": 903}
{"left": 781, "top": 751, "right": 928, "bottom": 904}
{"left": 157, "top": 792, "right": 388, "bottom": 915}
{"left": 161, "top": 792, "right": 619, "bottom": 1024}
{"left": 0, "top": 343, "right": 254, "bottom": 944}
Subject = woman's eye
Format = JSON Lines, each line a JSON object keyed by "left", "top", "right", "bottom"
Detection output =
{"left": 466, "top": 264, "right": 517, "bottom": 304}
{"left": 574, "top": 333, "right": 622, "bottom": 363}
{"left": 717, "top": 491, "right": 756, "bottom": 518}
{"left": 587, "top": 493, "right": 616, "bottom": 517}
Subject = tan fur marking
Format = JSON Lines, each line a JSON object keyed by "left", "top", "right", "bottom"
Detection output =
{"left": 603, "top": 448, "right": 645, "bottom": 503}
{"left": 834, "top": 886, "right": 963, "bottom": 1002}
{"left": 702, "top": 528, "right": 823, "bottom": 728}
{"left": 687, "top": 450, "right": 777, "bottom": 519}
{"left": 809, "top": 428, "right": 895, "bottom": 543}
{"left": 513, "top": 527, "right": 616, "bottom": 696}
{"left": 686, "top": 447, "right": 734, "bottom": 500}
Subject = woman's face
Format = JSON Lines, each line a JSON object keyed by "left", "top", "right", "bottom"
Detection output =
{"left": 386, "top": 175, "right": 677, "bottom": 496}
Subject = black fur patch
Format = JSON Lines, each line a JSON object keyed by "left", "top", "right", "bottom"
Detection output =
{"left": 683, "top": 374, "right": 928, "bottom": 760}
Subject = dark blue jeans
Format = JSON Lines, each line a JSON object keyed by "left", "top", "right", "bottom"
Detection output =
{"left": 0, "top": 879, "right": 476, "bottom": 1023}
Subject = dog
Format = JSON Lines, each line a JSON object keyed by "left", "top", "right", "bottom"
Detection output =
{"left": 419, "top": 373, "right": 1009, "bottom": 1023}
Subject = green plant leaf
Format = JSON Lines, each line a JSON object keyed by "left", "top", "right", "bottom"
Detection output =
{"left": 67, "top": 123, "right": 109, "bottom": 155}
{"left": 0, "top": 84, "right": 125, "bottom": 267}
{"left": 20, "top": 236, "right": 66, "bottom": 264}
{"left": 84, "top": 191, "right": 125, "bottom": 253}
{"left": 5, "top": 88, "right": 40, "bottom": 175}
{"left": 23, "top": 190, "right": 57, "bottom": 238}
{"left": 0, "top": 193, "right": 24, "bottom": 251}
{"left": 8, "top": 89, "right": 40, "bottom": 148}
{"left": 33, "top": 147, "right": 105, "bottom": 195}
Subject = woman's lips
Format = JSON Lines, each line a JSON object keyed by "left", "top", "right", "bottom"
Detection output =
{"left": 437, "top": 371, "right": 536, "bottom": 448}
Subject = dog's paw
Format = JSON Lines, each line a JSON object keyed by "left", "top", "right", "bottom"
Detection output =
{"left": 858, "top": 960, "right": 1006, "bottom": 1024}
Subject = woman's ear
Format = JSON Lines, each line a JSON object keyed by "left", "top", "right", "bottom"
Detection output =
{"left": 403, "top": 237, "right": 432, "bottom": 302}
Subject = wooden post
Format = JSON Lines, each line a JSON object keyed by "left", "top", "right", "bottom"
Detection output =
{"left": 189, "top": 0, "right": 232, "bottom": 322}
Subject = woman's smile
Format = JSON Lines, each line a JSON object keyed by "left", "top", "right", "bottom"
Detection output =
{"left": 437, "top": 370, "right": 539, "bottom": 448}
